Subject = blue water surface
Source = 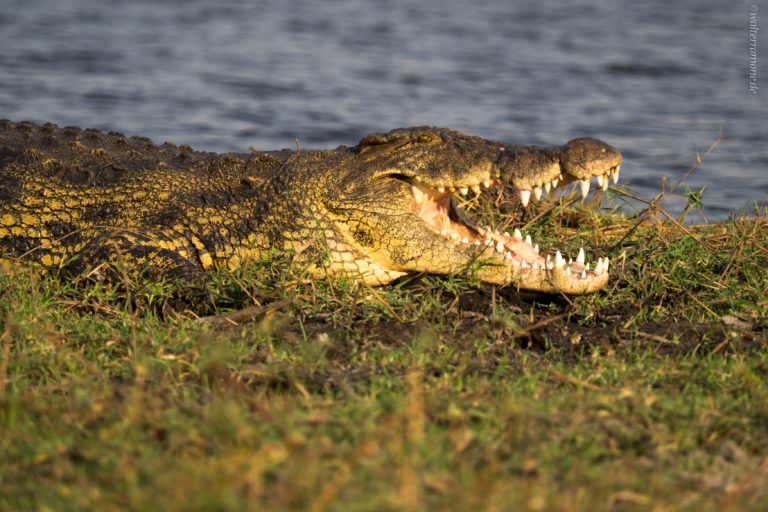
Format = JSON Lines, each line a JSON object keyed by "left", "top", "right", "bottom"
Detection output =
{"left": 1, "top": 0, "right": 766, "bottom": 220}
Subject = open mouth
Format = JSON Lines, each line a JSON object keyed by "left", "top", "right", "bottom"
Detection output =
{"left": 410, "top": 180, "right": 610, "bottom": 284}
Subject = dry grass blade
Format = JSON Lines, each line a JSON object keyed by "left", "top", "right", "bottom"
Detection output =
{"left": 198, "top": 299, "right": 291, "bottom": 326}
{"left": 0, "top": 325, "right": 13, "bottom": 400}
{"left": 548, "top": 368, "right": 605, "bottom": 392}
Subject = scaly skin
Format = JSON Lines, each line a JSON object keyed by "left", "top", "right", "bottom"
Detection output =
{"left": 0, "top": 121, "right": 621, "bottom": 294}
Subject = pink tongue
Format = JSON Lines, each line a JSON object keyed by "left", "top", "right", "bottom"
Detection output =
{"left": 502, "top": 237, "right": 543, "bottom": 264}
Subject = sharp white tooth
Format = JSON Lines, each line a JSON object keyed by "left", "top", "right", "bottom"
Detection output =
{"left": 437, "top": 186, "right": 445, "bottom": 193}
{"left": 513, "top": 228, "right": 522, "bottom": 240}
{"left": 555, "top": 251, "right": 565, "bottom": 268}
{"left": 534, "top": 186, "right": 542, "bottom": 201}
{"left": 552, "top": 178, "right": 559, "bottom": 188}
{"left": 460, "top": 187, "right": 469, "bottom": 196}
{"left": 533, "top": 244, "right": 539, "bottom": 254}
{"left": 440, "top": 230, "right": 447, "bottom": 236}
{"left": 505, "top": 251, "right": 512, "bottom": 260}
{"left": 474, "top": 241, "right": 481, "bottom": 245}
{"left": 532, "top": 262, "right": 539, "bottom": 269}
{"left": 596, "top": 174, "right": 604, "bottom": 188}
{"left": 581, "top": 270, "right": 587, "bottom": 279}
{"left": 544, "top": 182, "right": 551, "bottom": 194}
{"left": 504, "top": 231, "right": 511, "bottom": 237}
{"left": 521, "top": 260, "right": 528, "bottom": 268}
{"left": 566, "top": 266, "right": 571, "bottom": 275}
{"left": 568, "top": 258, "right": 573, "bottom": 265}
{"left": 595, "top": 258, "right": 604, "bottom": 274}
{"left": 580, "top": 178, "right": 591, "bottom": 198}
{"left": 611, "top": 165, "right": 620, "bottom": 184}
{"left": 604, "top": 257, "right": 610, "bottom": 272}
{"left": 546, "top": 254, "right": 552, "bottom": 265}
{"left": 483, "top": 180, "right": 491, "bottom": 188}
{"left": 472, "top": 184, "right": 481, "bottom": 194}
{"left": 519, "top": 189, "right": 531, "bottom": 207}
{"left": 586, "top": 263, "right": 590, "bottom": 270}
{"left": 496, "top": 241, "right": 504, "bottom": 252}
{"left": 451, "top": 233, "right": 458, "bottom": 240}
{"left": 601, "top": 173, "right": 610, "bottom": 191}
{"left": 525, "top": 234, "right": 532, "bottom": 246}
{"left": 576, "top": 248, "right": 585, "bottom": 265}
{"left": 547, "top": 260, "right": 554, "bottom": 270}
{"left": 462, "top": 237, "right": 469, "bottom": 244}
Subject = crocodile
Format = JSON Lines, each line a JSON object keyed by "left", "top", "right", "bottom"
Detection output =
{"left": 0, "top": 120, "right": 621, "bottom": 294}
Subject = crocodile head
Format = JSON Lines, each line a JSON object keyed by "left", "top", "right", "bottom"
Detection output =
{"left": 313, "top": 127, "right": 622, "bottom": 294}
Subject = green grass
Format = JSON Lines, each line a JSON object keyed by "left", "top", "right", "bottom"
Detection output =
{"left": 1, "top": 193, "right": 767, "bottom": 511}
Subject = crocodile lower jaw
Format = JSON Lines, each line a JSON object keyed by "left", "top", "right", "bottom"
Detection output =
{"left": 411, "top": 183, "right": 610, "bottom": 292}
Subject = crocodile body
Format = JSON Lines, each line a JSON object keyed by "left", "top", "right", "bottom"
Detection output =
{"left": 0, "top": 120, "right": 621, "bottom": 294}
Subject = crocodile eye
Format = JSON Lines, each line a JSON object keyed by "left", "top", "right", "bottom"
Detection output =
{"left": 419, "top": 134, "right": 440, "bottom": 145}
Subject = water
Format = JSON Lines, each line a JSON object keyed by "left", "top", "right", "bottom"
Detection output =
{"left": 1, "top": 0, "right": 766, "bottom": 220}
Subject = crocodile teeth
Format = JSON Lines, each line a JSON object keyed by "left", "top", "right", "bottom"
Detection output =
{"left": 496, "top": 241, "right": 504, "bottom": 253}
{"left": 534, "top": 186, "right": 542, "bottom": 201}
{"left": 505, "top": 251, "right": 512, "bottom": 260}
{"left": 472, "top": 184, "right": 481, "bottom": 194}
{"left": 483, "top": 180, "right": 492, "bottom": 188}
{"left": 581, "top": 270, "right": 587, "bottom": 278}
{"left": 576, "top": 247, "right": 585, "bottom": 265}
{"left": 596, "top": 174, "right": 604, "bottom": 188}
{"left": 552, "top": 178, "right": 559, "bottom": 188}
{"left": 555, "top": 250, "right": 565, "bottom": 269}
{"left": 462, "top": 237, "right": 469, "bottom": 244}
{"left": 595, "top": 257, "right": 610, "bottom": 274}
{"left": 513, "top": 228, "right": 522, "bottom": 240}
{"left": 460, "top": 187, "right": 469, "bottom": 196}
{"left": 566, "top": 267, "right": 572, "bottom": 275}
{"left": 611, "top": 165, "right": 620, "bottom": 184}
{"left": 451, "top": 233, "right": 458, "bottom": 240}
{"left": 437, "top": 186, "right": 445, "bottom": 193}
{"left": 521, "top": 260, "right": 528, "bottom": 268}
{"left": 525, "top": 234, "right": 532, "bottom": 246}
{"left": 532, "top": 262, "right": 539, "bottom": 270}
{"left": 547, "top": 259, "right": 554, "bottom": 270}
{"left": 533, "top": 244, "right": 539, "bottom": 254}
{"left": 440, "top": 230, "right": 447, "bottom": 236}
{"left": 519, "top": 190, "right": 531, "bottom": 207}
{"left": 504, "top": 231, "right": 511, "bottom": 238}
{"left": 544, "top": 182, "right": 551, "bottom": 194}
{"left": 580, "top": 179, "right": 591, "bottom": 199}
{"left": 601, "top": 173, "right": 610, "bottom": 191}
